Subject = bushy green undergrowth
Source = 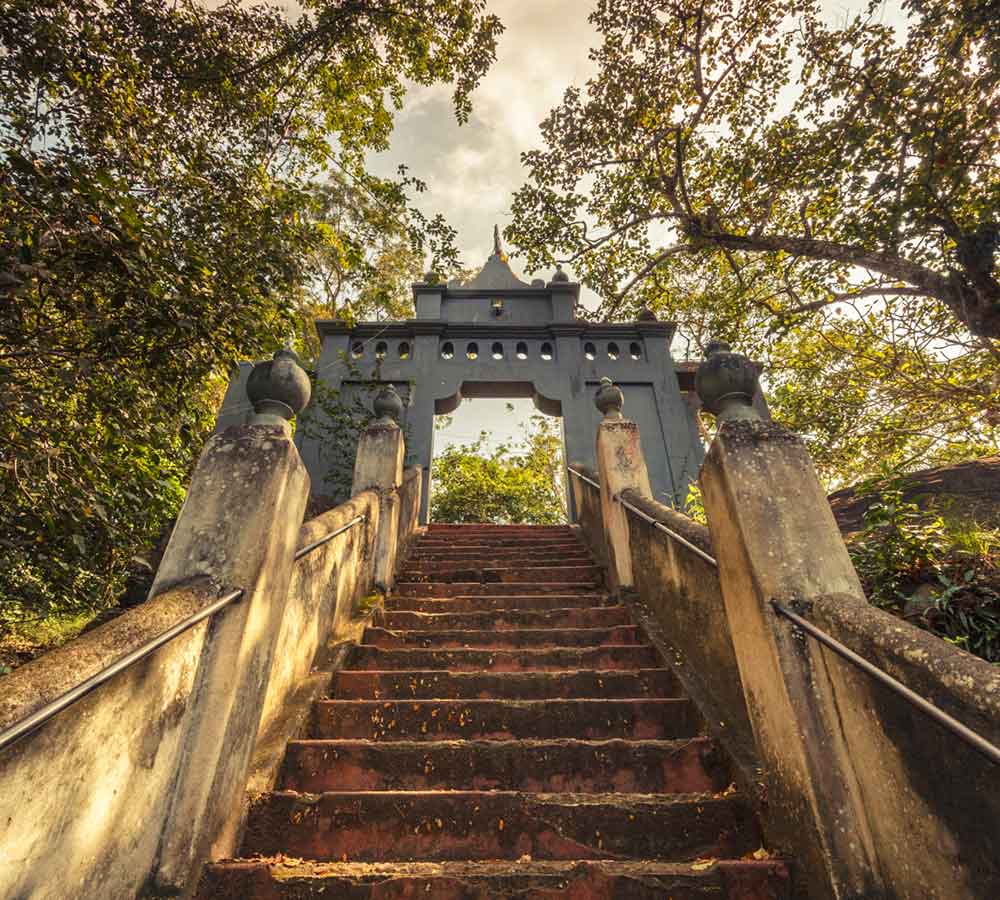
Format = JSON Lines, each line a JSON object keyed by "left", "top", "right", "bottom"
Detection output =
{"left": 847, "top": 481, "right": 1000, "bottom": 663}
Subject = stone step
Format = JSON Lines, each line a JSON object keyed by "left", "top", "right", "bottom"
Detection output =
{"left": 407, "top": 554, "right": 594, "bottom": 569}
{"left": 198, "top": 858, "right": 792, "bottom": 900}
{"left": 415, "top": 536, "right": 584, "bottom": 548}
{"left": 384, "top": 593, "right": 610, "bottom": 612}
{"left": 361, "top": 625, "right": 643, "bottom": 649}
{"left": 347, "top": 644, "right": 660, "bottom": 672}
{"left": 396, "top": 564, "right": 604, "bottom": 584}
{"left": 378, "top": 606, "right": 631, "bottom": 631}
{"left": 426, "top": 523, "right": 575, "bottom": 530}
{"left": 410, "top": 546, "right": 592, "bottom": 560}
{"left": 329, "top": 668, "right": 680, "bottom": 700}
{"left": 393, "top": 581, "right": 602, "bottom": 598}
{"left": 280, "top": 737, "right": 726, "bottom": 793}
{"left": 309, "top": 698, "right": 697, "bottom": 741}
{"left": 240, "top": 791, "right": 761, "bottom": 862}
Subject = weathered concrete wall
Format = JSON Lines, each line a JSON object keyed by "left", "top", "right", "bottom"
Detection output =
{"left": 811, "top": 591, "right": 1000, "bottom": 898}
{"left": 151, "top": 425, "right": 311, "bottom": 890}
{"left": 0, "top": 581, "right": 218, "bottom": 900}
{"left": 618, "top": 490, "right": 758, "bottom": 783}
{"left": 397, "top": 465, "right": 423, "bottom": 560}
{"left": 250, "top": 492, "right": 379, "bottom": 788}
{"left": 568, "top": 464, "right": 607, "bottom": 567}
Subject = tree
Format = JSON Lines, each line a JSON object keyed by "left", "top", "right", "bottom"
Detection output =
{"left": 0, "top": 0, "right": 501, "bottom": 629}
{"left": 651, "top": 254, "right": 999, "bottom": 488}
{"left": 430, "top": 414, "right": 566, "bottom": 524}
{"left": 509, "top": 0, "right": 1000, "bottom": 339}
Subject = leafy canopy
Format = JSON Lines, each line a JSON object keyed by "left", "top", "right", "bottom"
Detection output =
{"left": 0, "top": 0, "right": 501, "bottom": 628}
{"left": 508, "top": 0, "right": 999, "bottom": 485}
{"left": 511, "top": 0, "right": 999, "bottom": 338}
{"left": 430, "top": 413, "right": 567, "bottom": 524}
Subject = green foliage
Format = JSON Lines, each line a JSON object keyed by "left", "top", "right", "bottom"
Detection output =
{"left": 0, "top": 0, "right": 500, "bottom": 631}
{"left": 511, "top": 0, "right": 1000, "bottom": 338}
{"left": 848, "top": 478, "right": 1000, "bottom": 663}
{"left": 430, "top": 414, "right": 566, "bottom": 524}
{"left": 508, "top": 0, "right": 999, "bottom": 486}
{"left": 680, "top": 481, "right": 707, "bottom": 525}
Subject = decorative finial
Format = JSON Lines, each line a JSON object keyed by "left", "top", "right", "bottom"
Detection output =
{"left": 694, "top": 340, "right": 761, "bottom": 423}
{"left": 594, "top": 376, "right": 624, "bottom": 419}
{"left": 373, "top": 384, "right": 404, "bottom": 425}
{"left": 492, "top": 224, "right": 507, "bottom": 261}
{"left": 551, "top": 264, "right": 570, "bottom": 284}
{"left": 637, "top": 307, "right": 657, "bottom": 322}
{"left": 246, "top": 347, "right": 312, "bottom": 431}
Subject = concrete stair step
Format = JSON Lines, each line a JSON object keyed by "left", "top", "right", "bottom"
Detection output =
{"left": 347, "top": 644, "right": 660, "bottom": 672}
{"left": 384, "top": 593, "right": 610, "bottom": 612}
{"left": 410, "top": 546, "right": 592, "bottom": 559}
{"left": 408, "top": 555, "right": 594, "bottom": 569}
{"left": 396, "top": 564, "right": 604, "bottom": 584}
{"left": 329, "top": 668, "right": 680, "bottom": 700}
{"left": 198, "top": 858, "right": 792, "bottom": 900}
{"left": 280, "top": 737, "right": 727, "bottom": 793}
{"left": 239, "top": 790, "right": 761, "bottom": 862}
{"left": 378, "top": 606, "right": 631, "bottom": 630}
{"left": 426, "top": 524, "right": 575, "bottom": 531}
{"left": 309, "top": 698, "right": 697, "bottom": 741}
{"left": 415, "top": 536, "right": 584, "bottom": 548}
{"left": 393, "top": 581, "right": 602, "bottom": 598}
{"left": 361, "top": 625, "right": 643, "bottom": 649}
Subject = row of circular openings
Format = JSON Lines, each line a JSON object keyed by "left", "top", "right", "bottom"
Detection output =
{"left": 352, "top": 341, "right": 410, "bottom": 360}
{"left": 440, "top": 341, "right": 554, "bottom": 361}
{"left": 584, "top": 341, "right": 642, "bottom": 361}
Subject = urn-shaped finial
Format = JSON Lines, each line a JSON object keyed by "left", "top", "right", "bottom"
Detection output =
{"left": 246, "top": 347, "right": 311, "bottom": 429}
{"left": 594, "top": 376, "right": 624, "bottom": 419}
{"left": 550, "top": 265, "right": 570, "bottom": 284}
{"left": 373, "top": 384, "right": 404, "bottom": 424}
{"left": 694, "top": 340, "right": 761, "bottom": 423}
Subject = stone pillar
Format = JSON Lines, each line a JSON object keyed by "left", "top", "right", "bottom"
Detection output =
{"left": 352, "top": 385, "right": 405, "bottom": 591}
{"left": 593, "top": 377, "right": 652, "bottom": 592}
{"left": 696, "top": 341, "right": 886, "bottom": 899}
{"left": 152, "top": 347, "right": 312, "bottom": 891}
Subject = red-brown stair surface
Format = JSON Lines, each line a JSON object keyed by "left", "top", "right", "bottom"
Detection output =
{"left": 199, "top": 524, "right": 790, "bottom": 899}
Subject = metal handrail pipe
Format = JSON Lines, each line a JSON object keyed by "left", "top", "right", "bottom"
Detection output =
{"left": 294, "top": 514, "right": 366, "bottom": 561}
{"left": 615, "top": 494, "right": 719, "bottom": 568}
{"left": 772, "top": 601, "right": 1000, "bottom": 767}
{"left": 0, "top": 586, "right": 245, "bottom": 754}
{"left": 567, "top": 466, "right": 600, "bottom": 491}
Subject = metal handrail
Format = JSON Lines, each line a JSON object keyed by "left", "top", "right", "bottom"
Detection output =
{"left": 568, "top": 466, "right": 719, "bottom": 567}
{"left": 772, "top": 601, "right": 1000, "bottom": 767}
{"left": 294, "top": 514, "right": 366, "bottom": 560}
{"left": 0, "top": 586, "right": 244, "bottom": 754}
{"left": 567, "top": 465, "right": 600, "bottom": 491}
{"left": 0, "top": 513, "right": 368, "bottom": 755}
{"left": 614, "top": 493, "right": 719, "bottom": 568}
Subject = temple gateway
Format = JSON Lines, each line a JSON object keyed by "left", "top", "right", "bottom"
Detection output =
{"left": 217, "top": 228, "right": 707, "bottom": 520}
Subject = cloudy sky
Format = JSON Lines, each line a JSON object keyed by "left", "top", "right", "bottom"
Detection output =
{"left": 368, "top": 0, "right": 599, "bottom": 278}
{"left": 366, "top": 0, "right": 602, "bottom": 454}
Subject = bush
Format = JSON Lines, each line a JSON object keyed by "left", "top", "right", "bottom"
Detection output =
{"left": 847, "top": 479, "right": 1000, "bottom": 663}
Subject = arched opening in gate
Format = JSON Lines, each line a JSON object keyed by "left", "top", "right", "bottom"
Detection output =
{"left": 429, "top": 382, "right": 567, "bottom": 524}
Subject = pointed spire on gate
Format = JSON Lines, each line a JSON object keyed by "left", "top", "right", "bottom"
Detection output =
{"left": 493, "top": 224, "right": 507, "bottom": 261}
{"left": 457, "top": 225, "right": 528, "bottom": 290}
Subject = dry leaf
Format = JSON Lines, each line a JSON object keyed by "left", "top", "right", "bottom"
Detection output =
{"left": 691, "top": 857, "right": 717, "bottom": 871}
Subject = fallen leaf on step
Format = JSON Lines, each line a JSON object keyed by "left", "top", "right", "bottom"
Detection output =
{"left": 691, "top": 858, "right": 717, "bottom": 871}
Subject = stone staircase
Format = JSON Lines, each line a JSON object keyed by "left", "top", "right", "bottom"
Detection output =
{"left": 198, "top": 524, "right": 790, "bottom": 898}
